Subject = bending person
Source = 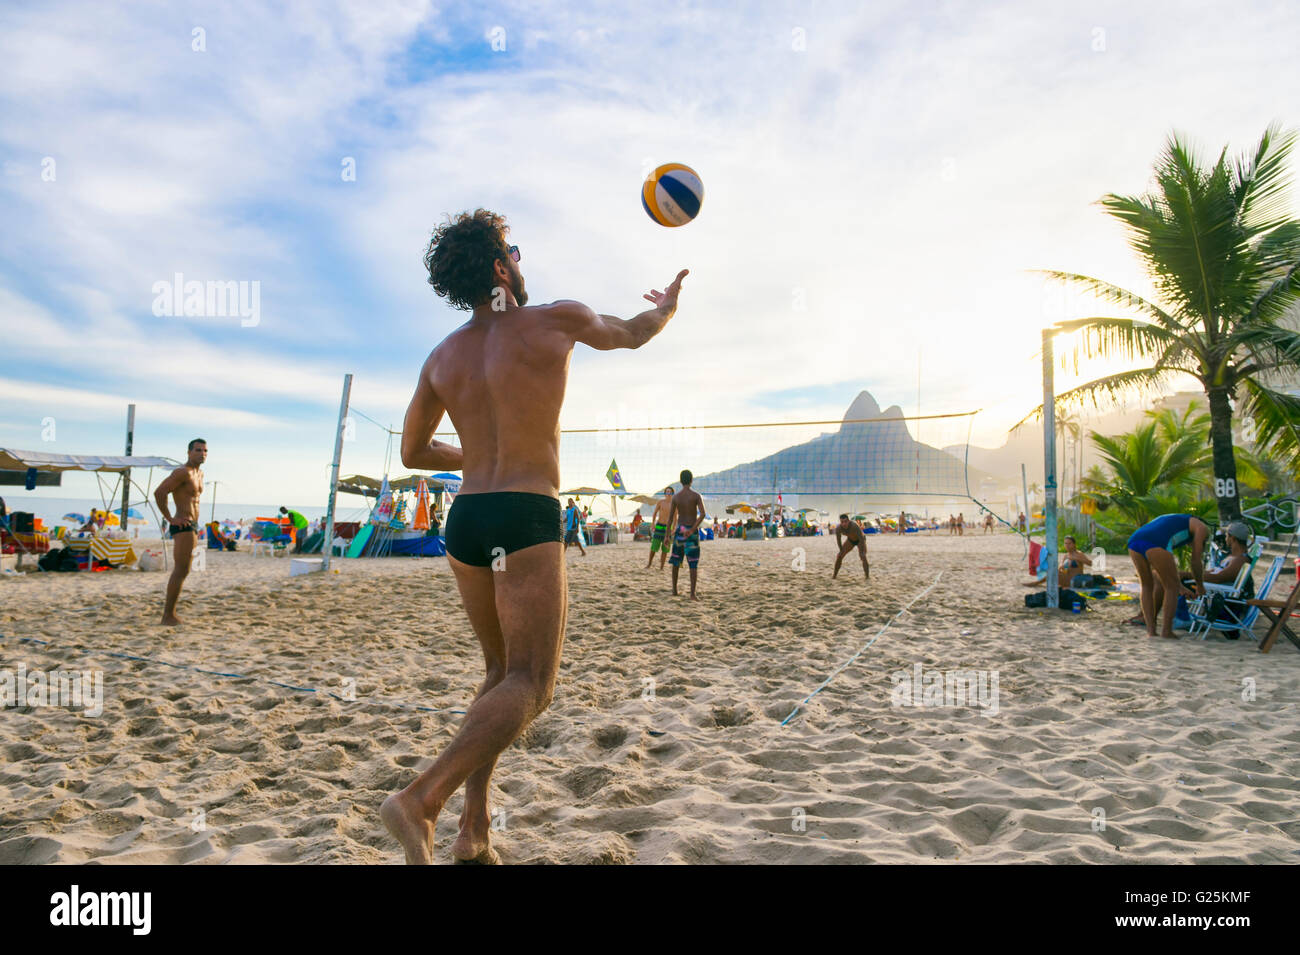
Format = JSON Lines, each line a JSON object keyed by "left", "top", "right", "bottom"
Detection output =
{"left": 1127, "top": 513, "right": 1209, "bottom": 639}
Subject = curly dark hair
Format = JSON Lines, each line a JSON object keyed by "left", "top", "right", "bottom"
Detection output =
{"left": 423, "top": 209, "right": 513, "bottom": 310}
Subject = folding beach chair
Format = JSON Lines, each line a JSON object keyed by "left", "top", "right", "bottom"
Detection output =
{"left": 1187, "top": 557, "right": 1284, "bottom": 642}
{"left": 1257, "top": 579, "right": 1300, "bottom": 654}
{"left": 1186, "top": 541, "right": 1261, "bottom": 620}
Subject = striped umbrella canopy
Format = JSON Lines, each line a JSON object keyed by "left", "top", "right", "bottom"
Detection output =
{"left": 61, "top": 512, "right": 87, "bottom": 524}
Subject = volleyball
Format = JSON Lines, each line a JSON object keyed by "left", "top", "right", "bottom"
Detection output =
{"left": 642, "top": 162, "right": 704, "bottom": 227}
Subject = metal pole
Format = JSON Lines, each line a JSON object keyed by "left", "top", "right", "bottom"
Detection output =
{"left": 322, "top": 374, "right": 353, "bottom": 572}
{"left": 1021, "top": 462, "right": 1029, "bottom": 534}
{"left": 1043, "top": 329, "right": 1059, "bottom": 609}
{"left": 119, "top": 404, "right": 135, "bottom": 529}
{"left": 209, "top": 481, "right": 218, "bottom": 524}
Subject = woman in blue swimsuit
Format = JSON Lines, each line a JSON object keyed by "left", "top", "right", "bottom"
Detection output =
{"left": 1127, "top": 513, "right": 1209, "bottom": 639}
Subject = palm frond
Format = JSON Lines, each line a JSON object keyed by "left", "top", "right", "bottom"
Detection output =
{"left": 1010, "top": 367, "right": 1186, "bottom": 434}
{"left": 1247, "top": 257, "right": 1300, "bottom": 325}
{"left": 1233, "top": 123, "right": 1298, "bottom": 235}
{"left": 1238, "top": 379, "right": 1300, "bottom": 478}
{"left": 1050, "top": 316, "right": 1185, "bottom": 368}
{"left": 1033, "top": 271, "right": 1182, "bottom": 330}
{"left": 1223, "top": 321, "right": 1300, "bottom": 376}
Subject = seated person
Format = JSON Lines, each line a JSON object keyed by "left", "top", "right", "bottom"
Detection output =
{"left": 1202, "top": 522, "right": 1254, "bottom": 595}
{"left": 1060, "top": 535, "right": 1093, "bottom": 585}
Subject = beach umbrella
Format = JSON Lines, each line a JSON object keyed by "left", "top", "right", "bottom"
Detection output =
{"left": 61, "top": 512, "right": 87, "bottom": 525}
{"left": 431, "top": 472, "right": 461, "bottom": 494}
{"left": 412, "top": 478, "right": 431, "bottom": 531}
{"left": 562, "top": 487, "right": 605, "bottom": 497}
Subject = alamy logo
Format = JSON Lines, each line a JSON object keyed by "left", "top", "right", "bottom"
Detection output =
{"left": 889, "top": 663, "right": 999, "bottom": 717}
{"left": 151, "top": 272, "right": 260, "bottom": 327}
{"left": 49, "top": 885, "right": 151, "bottom": 935}
{"left": 1, "top": 664, "right": 103, "bottom": 717}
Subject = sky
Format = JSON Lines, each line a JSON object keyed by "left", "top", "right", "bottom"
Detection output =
{"left": 2, "top": 0, "right": 1298, "bottom": 508}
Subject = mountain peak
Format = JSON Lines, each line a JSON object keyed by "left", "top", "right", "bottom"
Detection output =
{"left": 842, "top": 390, "right": 882, "bottom": 422}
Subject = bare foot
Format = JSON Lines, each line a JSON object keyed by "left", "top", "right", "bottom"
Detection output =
{"left": 381, "top": 792, "right": 437, "bottom": 865}
{"left": 451, "top": 822, "right": 500, "bottom": 864}
{"left": 453, "top": 846, "right": 502, "bottom": 865}
{"left": 690, "top": 593, "right": 700, "bottom": 601}
{"left": 161, "top": 615, "right": 182, "bottom": 626}
{"left": 1162, "top": 632, "right": 1179, "bottom": 640}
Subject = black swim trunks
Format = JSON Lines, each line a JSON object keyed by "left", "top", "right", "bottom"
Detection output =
{"left": 445, "top": 492, "right": 563, "bottom": 567}
{"left": 169, "top": 521, "right": 197, "bottom": 537}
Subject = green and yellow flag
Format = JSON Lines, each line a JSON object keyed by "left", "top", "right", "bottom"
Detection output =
{"left": 606, "top": 459, "right": 627, "bottom": 493}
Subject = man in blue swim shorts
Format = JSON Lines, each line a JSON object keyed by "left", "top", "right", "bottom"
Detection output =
{"left": 666, "top": 469, "right": 706, "bottom": 600}
{"left": 1127, "top": 513, "right": 1209, "bottom": 639}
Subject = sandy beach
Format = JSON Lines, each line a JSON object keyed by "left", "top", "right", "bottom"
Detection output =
{"left": 1, "top": 533, "right": 1297, "bottom": 865}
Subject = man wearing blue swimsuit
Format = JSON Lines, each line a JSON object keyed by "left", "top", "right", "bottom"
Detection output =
{"left": 383, "top": 208, "right": 688, "bottom": 863}
{"left": 1127, "top": 513, "right": 1209, "bottom": 639}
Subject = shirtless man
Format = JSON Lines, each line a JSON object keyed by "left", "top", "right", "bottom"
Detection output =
{"left": 381, "top": 208, "right": 687, "bottom": 864}
{"left": 833, "top": 513, "right": 870, "bottom": 580}
{"left": 154, "top": 438, "right": 206, "bottom": 626}
{"left": 665, "top": 471, "right": 706, "bottom": 599}
{"left": 644, "top": 486, "right": 674, "bottom": 570}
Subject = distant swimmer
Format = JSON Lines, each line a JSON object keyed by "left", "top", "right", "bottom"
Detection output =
{"left": 645, "top": 486, "right": 674, "bottom": 570}
{"left": 666, "top": 470, "right": 706, "bottom": 600}
{"left": 382, "top": 208, "right": 687, "bottom": 864}
{"left": 154, "top": 438, "right": 206, "bottom": 626}
{"left": 833, "top": 513, "right": 869, "bottom": 581}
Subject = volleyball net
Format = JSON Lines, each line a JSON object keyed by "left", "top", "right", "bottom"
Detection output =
{"left": 331, "top": 406, "right": 998, "bottom": 519}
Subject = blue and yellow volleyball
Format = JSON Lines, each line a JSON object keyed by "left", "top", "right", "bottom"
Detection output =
{"left": 642, "top": 162, "right": 704, "bottom": 227}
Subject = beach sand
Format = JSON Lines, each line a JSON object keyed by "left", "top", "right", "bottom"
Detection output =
{"left": 1, "top": 533, "right": 1297, "bottom": 864}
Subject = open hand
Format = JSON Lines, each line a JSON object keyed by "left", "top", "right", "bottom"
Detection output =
{"left": 644, "top": 269, "right": 689, "bottom": 314}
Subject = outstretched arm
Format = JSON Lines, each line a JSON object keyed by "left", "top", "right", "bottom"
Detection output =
{"left": 401, "top": 369, "right": 465, "bottom": 472}
{"left": 549, "top": 269, "right": 688, "bottom": 350}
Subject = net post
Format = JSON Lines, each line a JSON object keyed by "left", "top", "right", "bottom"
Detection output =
{"left": 322, "top": 374, "right": 353, "bottom": 573}
{"left": 119, "top": 403, "right": 135, "bottom": 530}
{"left": 1042, "top": 329, "right": 1058, "bottom": 609}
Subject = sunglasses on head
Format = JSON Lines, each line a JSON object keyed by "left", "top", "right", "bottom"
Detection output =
{"left": 506, "top": 245, "right": 520, "bottom": 263}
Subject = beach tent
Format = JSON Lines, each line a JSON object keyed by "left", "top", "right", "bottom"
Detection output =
{"left": 0, "top": 448, "right": 177, "bottom": 475}
{"left": 0, "top": 447, "right": 177, "bottom": 528}
{"left": 0, "top": 447, "right": 179, "bottom": 568}
{"left": 337, "top": 473, "right": 449, "bottom": 498}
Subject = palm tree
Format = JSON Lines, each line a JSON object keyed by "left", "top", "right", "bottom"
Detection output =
{"left": 1030, "top": 124, "right": 1300, "bottom": 523}
{"left": 1089, "top": 421, "right": 1208, "bottom": 526}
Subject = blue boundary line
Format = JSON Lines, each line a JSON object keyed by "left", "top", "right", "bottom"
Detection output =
{"left": 2, "top": 635, "right": 468, "bottom": 717}
{"left": 780, "top": 571, "right": 944, "bottom": 726}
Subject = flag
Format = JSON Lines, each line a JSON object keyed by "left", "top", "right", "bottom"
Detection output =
{"left": 606, "top": 459, "right": 627, "bottom": 493}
